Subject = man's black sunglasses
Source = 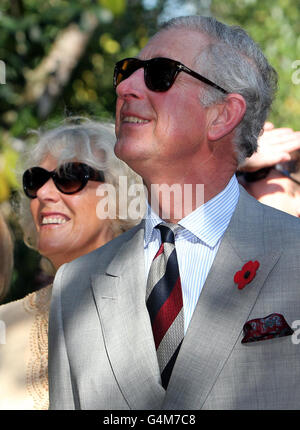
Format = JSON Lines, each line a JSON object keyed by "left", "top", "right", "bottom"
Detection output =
{"left": 113, "top": 57, "right": 228, "bottom": 94}
{"left": 23, "top": 162, "right": 105, "bottom": 199}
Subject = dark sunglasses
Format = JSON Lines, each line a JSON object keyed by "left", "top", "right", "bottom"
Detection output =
{"left": 243, "top": 165, "right": 300, "bottom": 186}
{"left": 23, "top": 162, "right": 105, "bottom": 199}
{"left": 113, "top": 57, "right": 228, "bottom": 94}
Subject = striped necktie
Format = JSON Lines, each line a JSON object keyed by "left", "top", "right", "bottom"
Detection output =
{"left": 146, "top": 223, "right": 184, "bottom": 390}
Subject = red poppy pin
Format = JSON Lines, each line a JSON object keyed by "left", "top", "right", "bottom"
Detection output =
{"left": 234, "top": 260, "right": 260, "bottom": 290}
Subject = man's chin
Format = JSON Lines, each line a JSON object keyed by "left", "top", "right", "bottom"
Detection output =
{"left": 115, "top": 138, "right": 145, "bottom": 162}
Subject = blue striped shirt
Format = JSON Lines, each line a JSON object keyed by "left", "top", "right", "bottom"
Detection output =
{"left": 144, "top": 175, "right": 240, "bottom": 333}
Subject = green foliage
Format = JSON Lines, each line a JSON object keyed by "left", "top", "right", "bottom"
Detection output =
{"left": 211, "top": 0, "right": 300, "bottom": 130}
{"left": 0, "top": 0, "right": 163, "bottom": 135}
{"left": 0, "top": 142, "right": 19, "bottom": 202}
{"left": 98, "top": 0, "right": 127, "bottom": 15}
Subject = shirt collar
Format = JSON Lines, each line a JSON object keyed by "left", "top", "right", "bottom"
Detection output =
{"left": 144, "top": 175, "right": 239, "bottom": 248}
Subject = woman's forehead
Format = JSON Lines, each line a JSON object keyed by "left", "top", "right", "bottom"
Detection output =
{"left": 38, "top": 155, "right": 59, "bottom": 170}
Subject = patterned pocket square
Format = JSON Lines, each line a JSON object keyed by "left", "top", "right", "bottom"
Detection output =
{"left": 241, "top": 313, "right": 294, "bottom": 344}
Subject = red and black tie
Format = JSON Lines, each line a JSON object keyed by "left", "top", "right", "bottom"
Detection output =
{"left": 146, "top": 223, "right": 184, "bottom": 389}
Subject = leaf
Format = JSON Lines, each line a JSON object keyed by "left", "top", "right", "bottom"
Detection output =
{"left": 98, "top": 0, "right": 126, "bottom": 16}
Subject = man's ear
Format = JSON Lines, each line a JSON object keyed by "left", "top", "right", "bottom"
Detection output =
{"left": 207, "top": 94, "right": 246, "bottom": 141}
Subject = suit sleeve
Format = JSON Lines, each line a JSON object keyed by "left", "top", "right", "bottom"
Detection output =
{"left": 48, "top": 265, "right": 76, "bottom": 410}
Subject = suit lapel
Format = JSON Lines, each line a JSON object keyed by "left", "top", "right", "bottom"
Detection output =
{"left": 90, "top": 187, "right": 282, "bottom": 410}
{"left": 163, "top": 187, "right": 281, "bottom": 409}
{"left": 91, "top": 223, "right": 165, "bottom": 409}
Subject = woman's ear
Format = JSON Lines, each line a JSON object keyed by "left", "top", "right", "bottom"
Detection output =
{"left": 207, "top": 94, "right": 246, "bottom": 141}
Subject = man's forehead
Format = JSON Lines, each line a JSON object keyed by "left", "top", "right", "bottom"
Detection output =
{"left": 139, "top": 28, "right": 209, "bottom": 62}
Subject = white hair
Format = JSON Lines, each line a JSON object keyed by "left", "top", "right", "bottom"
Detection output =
{"left": 159, "top": 16, "right": 278, "bottom": 164}
{"left": 19, "top": 118, "right": 145, "bottom": 254}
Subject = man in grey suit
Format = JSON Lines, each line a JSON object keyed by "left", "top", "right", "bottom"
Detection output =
{"left": 49, "top": 16, "right": 300, "bottom": 409}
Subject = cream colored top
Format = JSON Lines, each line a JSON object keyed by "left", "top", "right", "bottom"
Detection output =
{"left": 0, "top": 285, "right": 51, "bottom": 410}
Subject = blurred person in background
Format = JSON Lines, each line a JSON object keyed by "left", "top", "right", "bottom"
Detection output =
{"left": 239, "top": 122, "right": 300, "bottom": 217}
{"left": 0, "top": 119, "right": 144, "bottom": 409}
{"left": 0, "top": 211, "right": 13, "bottom": 303}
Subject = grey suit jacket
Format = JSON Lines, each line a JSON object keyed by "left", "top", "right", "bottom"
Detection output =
{"left": 48, "top": 186, "right": 300, "bottom": 409}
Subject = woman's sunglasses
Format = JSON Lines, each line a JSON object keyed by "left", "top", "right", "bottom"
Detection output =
{"left": 23, "top": 162, "right": 105, "bottom": 199}
{"left": 113, "top": 57, "right": 228, "bottom": 94}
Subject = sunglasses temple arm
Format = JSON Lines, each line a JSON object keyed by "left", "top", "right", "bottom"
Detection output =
{"left": 90, "top": 170, "right": 105, "bottom": 183}
{"left": 274, "top": 165, "right": 300, "bottom": 186}
{"left": 180, "top": 64, "right": 228, "bottom": 94}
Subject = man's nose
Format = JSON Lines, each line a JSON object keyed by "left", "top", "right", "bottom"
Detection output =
{"left": 116, "top": 67, "right": 146, "bottom": 100}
